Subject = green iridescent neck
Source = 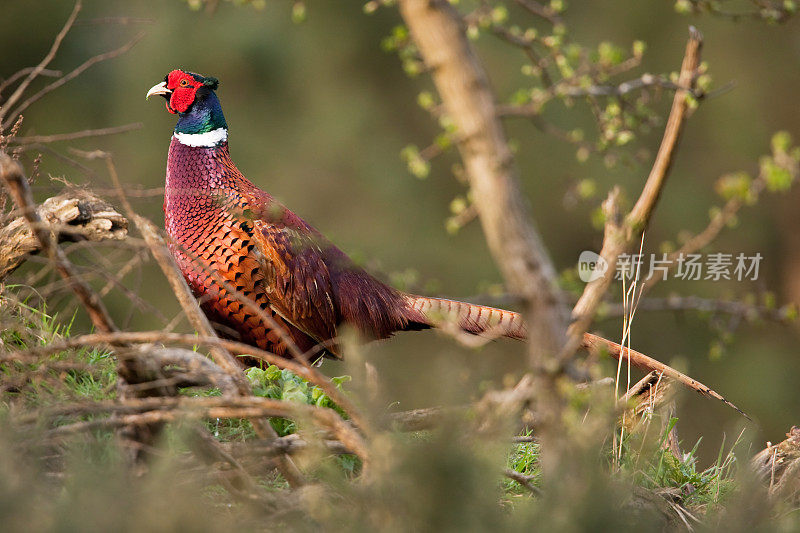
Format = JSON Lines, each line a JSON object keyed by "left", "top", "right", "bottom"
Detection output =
{"left": 174, "top": 90, "right": 228, "bottom": 135}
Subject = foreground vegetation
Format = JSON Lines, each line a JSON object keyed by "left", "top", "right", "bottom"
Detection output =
{"left": 2, "top": 298, "right": 798, "bottom": 531}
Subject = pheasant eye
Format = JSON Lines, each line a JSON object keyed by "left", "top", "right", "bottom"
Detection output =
{"left": 179, "top": 79, "right": 189, "bottom": 87}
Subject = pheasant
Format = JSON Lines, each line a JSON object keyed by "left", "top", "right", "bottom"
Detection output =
{"left": 146, "top": 69, "right": 741, "bottom": 412}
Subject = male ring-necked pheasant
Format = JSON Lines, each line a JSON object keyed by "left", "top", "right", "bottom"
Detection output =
{"left": 145, "top": 69, "right": 741, "bottom": 412}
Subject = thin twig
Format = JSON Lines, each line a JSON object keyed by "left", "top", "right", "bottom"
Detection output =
{"left": 602, "top": 295, "right": 795, "bottom": 324}
{"left": 74, "top": 16, "right": 155, "bottom": 26}
{"left": 565, "top": 28, "right": 704, "bottom": 361}
{"left": 10, "top": 124, "right": 143, "bottom": 145}
{"left": 581, "top": 332, "right": 747, "bottom": 417}
{"left": 504, "top": 468, "right": 542, "bottom": 495}
{"left": 0, "top": 1, "right": 81, "bottom": 125}
{"left": 3, "top": 33, "right": 145, "bottom": 129}
{"left": 25, "top": 396, "right": 365, "bottom": 456}
{"left": 0, "top": 68, "right": 62, "bottom": 98}
{"left": 513, "top": 0, "right": 563, "bottom": 25}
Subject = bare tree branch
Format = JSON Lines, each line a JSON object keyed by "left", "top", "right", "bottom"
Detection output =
{"left": 0, "top": 1, "right": 81, "bottom": 125}
{"left": 2, "top": 33, "right": 145, "bottom": 129}
{"left": 504, "top": 468, "right": 542, "bottom": 495}
{"left": 565, "top": 28, "right": 704, "bottom": 360}
{"left": 581, "top": 332, "right": 746, "bottom": 417}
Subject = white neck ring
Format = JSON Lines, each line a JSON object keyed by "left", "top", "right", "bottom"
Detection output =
{"left": 173, "top": 127, "right": 228, "bottom": 147}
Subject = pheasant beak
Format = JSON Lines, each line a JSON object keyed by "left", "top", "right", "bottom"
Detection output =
{"left": 145, "top": 81, "right": 171, "bottom": 100}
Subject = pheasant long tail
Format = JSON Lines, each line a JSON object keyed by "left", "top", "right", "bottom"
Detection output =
{"left": 405, "top": 295, "right": 528, "bottom": 339}
{"left": 404, "top": 295, "right": 746, "bottom": 417}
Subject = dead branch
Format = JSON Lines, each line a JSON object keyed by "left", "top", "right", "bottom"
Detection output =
{"left": 10, "top": 329, "right": 367, "bottom": 428}
{"left": 385, "top": 406, "right": 451, "bottom": 431}
{"left": 184, "top": 426, "right": 267, "bottom": 504}
{"left": 0, "top": 191, "right": 127, "bottom": 280}
{"left": 504, "top": 468, "right": 542, "bottom": 495}
{"left": 621, "top": 371, "right": 681, "bottom": 457}
{"left": 225, "top": 434, "right": 352, "bottom": 457}
{"left": 0, "top": 153, "right": 197, "bottom": 468}
{"left": 581, "top": 332, "right": 746, "bottom": 417}
{"left": 752, "top": 427, "right": 800, "bottom": 500}
{"left": 20, "top": 395, "right": 369, "bottom": 461}
{"left": 566, "top": 28, "right": 704, "bottom": 360}
{"left": 117, "top": 346, "right": 240, "bottom": 396}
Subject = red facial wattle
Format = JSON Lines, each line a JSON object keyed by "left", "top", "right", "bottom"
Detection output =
{"left": 165, "top": 70, "right": 202, "bottom": 114}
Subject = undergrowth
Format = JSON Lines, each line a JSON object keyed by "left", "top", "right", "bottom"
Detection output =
{"left": 0, "top": 297, "right": 786, "bottom": 530}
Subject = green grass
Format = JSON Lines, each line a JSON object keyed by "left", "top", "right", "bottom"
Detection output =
{"left": 504, "top": 431, "right": 541, "bottom": 495}
{"left": 1, "top": 296, "right": 117, "bottom": 410}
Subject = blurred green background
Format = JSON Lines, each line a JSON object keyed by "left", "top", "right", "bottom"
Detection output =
{"left": 2, "top": 0, "right": 799, "bottom": 462}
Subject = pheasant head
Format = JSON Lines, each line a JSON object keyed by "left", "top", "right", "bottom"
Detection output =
{"left": 147, "top": 69, "right": 227, "bottom": 145}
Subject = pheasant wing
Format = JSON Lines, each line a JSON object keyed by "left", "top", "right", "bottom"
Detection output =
{"left": 249, "top": 216, "right": 338, "bottom": 347}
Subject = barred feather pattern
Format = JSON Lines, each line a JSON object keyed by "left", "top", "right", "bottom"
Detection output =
{"left": 404, "top": 295, "right": 527, "bottom": 339}
{"left": 165, "top": 138, "right": 322, "bottom": 357}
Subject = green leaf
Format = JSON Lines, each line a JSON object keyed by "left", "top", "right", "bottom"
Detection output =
{"left": 597, "top": 41, "right": 624, "bottom": 66}
{"left": 674, "top": 0, "right": 692, "bottom": 14}
{"left": 491, "top": 5, "right": 509, "bottom": 24}
{"left": 417, "top": 91, "right": 435, "bottom": 110}
{"left": 576, "top": 178, "right": 596, "bottom": 199}
{"left": 772, "top": 130, "right": 792, "bottom": 153}
{"left": 761, "top": 156, "right": 794, "bottom": 192}
{"left": 401, "top": 145, "right": 430, "bottom": 179}
{"left": 714, "top": 171, "right": 752, "bottom": 201}
{"left": 246, "top": 367, "right": 266, "bottom": 385}
{"left": 291, "top": 2, "right": 306, "bottom": 23}
{"left": 281, "top": 381, "right": 308, "bottom": 404}
{"left": 332, "top": 375, "right": 352, "bottom": 388}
